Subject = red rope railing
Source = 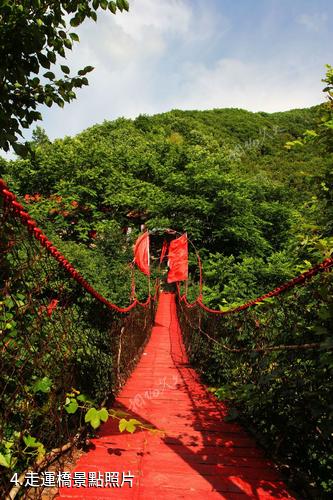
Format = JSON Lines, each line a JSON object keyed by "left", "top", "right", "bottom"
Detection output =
{"left": 0, "top": 179, "right": 153, "bottom": 313}
{"left": 3, "top": 177, "right": 332, "bottom": 316}
{"left": 177, "top": 253, "right": 333, "bottom": 315}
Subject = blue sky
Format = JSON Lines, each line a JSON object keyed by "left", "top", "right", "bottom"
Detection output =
{"left": 6, "top": 0, "right": 333, "bottom": 153}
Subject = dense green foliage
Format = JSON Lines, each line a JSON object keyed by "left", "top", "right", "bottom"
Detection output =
{"left": 1, "top": 98, "right": 332, "bottom": 496}
{"left": 179, "top": 271, "right": 333, "bottom": 498}
{"left": 1, "top": 104, "right": 332, "bottom": 304}
{"left": 0, "top": 199, "right": 154, "bottom": 494}
{"left": 0, "top": 0, "right": 129, "bottom": 154}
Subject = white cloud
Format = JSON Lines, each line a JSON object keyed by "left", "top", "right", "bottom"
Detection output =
{"left": 113, "top": 0, "right": 192, "bottom": 39}
{"left": 44, "top": 54, "right": 324, "bottom": 144}
{"left": 73, "top": 0, "right": 229, "bottom": 70}
{"left": 168, "top": 58, "right": 325, "bottom": 113}
{"left": 297, "top": 12, "right": 328, "bottom": 32}
{"left": 18, "top": 0, "right": 329, "bottom": 143}
{"left": 41, "top": 0, "right": 231, "bottom": 138}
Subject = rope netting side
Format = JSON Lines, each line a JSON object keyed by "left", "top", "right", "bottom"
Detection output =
{"left": 178, "top": 247, "right": 333, "bottom": 354}
{"left": 176, "top": 258, "right": 333, "bottom": 494}
{"left": 176, "top": 216, "right": 333, "bottom": 352}
{"left": 0, "top": 179, "right": 152, "bottom": 313}
{"left": 178, "top": 273, "right": 333, "bottom": 354}
{"left": 177, "top": 253, "right": 333, "bottom": 315}
{"left": 0, "top": 181, "right": 155, "bottom": 496}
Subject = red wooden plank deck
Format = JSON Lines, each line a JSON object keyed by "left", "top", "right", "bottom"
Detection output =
{"left": 59, "top": 292, "right": 295, "bottom": 499}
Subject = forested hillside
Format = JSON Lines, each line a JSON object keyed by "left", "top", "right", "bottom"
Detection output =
{"left": 1, "top": 105, "right": 332, "bottom": 306}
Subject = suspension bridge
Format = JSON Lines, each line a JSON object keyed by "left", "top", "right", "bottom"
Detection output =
{"left": 1, "top": 179, "right": 332, "bottom": 499}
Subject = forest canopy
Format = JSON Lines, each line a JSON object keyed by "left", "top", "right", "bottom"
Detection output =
{"left": 1, "top": 104, "right": 332, "bottom": 306}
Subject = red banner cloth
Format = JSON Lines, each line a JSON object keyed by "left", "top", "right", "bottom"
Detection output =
{"left": 133, "top": 232, "right": 150, "bottom": 275}
{"left": 167, "top": 234, "right": 188, "bottom": 283}
{"left": 160, "top": 239, "right": 168, "bottom": 264}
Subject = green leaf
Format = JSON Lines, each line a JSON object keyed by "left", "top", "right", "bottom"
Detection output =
{"left": 90, "top": 416, "right": 101, "bottom": 429}
{"left": 77, "top": 394, "right": 88, "bottom": 402}
{"left": 98, "top": 408, "right": 109, "bottom": 422}
{"left": 323, "top": 119, "right": 333, "bottom": 129}
{"left": 23, "top": 435, "right": 40, "bottom": 448}
{"left": 61, "top": 65, "right": 70, "bottom": 75}
{"left": 43, "top": 71, "right": 55, "bottom": 80}
{"left": 69, "top": 33, "right": 80, "bottom": 42}
{"left": 318, "top": 307, "right": 331, "bottom": 320}
{"left": 64, "top": 39, "right": 72, "bottom": 50}
{"left": 47, "top": 51, "right": 56, "bottom": 63}
{"left": 85, "top": 407, "right": 98, "bottom": 423}
{"left": 65, "top": 399, "right": 79, "bottom": 414}
{"left": 56, "top": 98, "right": 65, "bottom": 108}
{"left": 4, "top": 441, "right": 14, "bottom": 450}
{"left": 119, "top": 418, "right": 127, "bottom": 432}
{"left": 108, "top": 1, "right": 117, "bottom": 14}
{"left": 45, "top": 96, "right": 53, "bottom": 107}
{"left": 314, "top": 326, "right": 328, "bottom": 336}
{"left": 303, "top": 129, "right": 318, "bottom": 139}
{"left": 125, "top": 421, "right": 136, "bottom": 433}
{"left": 12, "top": 142, "right": 28, "bottom": 157}
{"left": 126, "top": 418, "right": 141, "bottom": 433}
{"left": 0, "top": 453, "right": 11, "bottom": 468}
{"left": 129, "top": 418, "right": 141, "bottom": 426}
{"left": 118, "top": 418, "right": 140, "bottom": 433}
{"left": 70, "top": 16, "right": 81, "bottom": 27}
{"left": 32, "top": 377, "right": 52, "bottom": 394}
{"left": 116, "top": 0, "right": 124, "bottom": 12}
{"left": 38, "top": 53, "right": 51, "bottom": 69}
{"left": 37, "top": 444, "right": 46, "bottom": 461}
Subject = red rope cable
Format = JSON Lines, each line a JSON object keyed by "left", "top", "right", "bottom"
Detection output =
{"left": 176, "top": 282, "right": 200, "bottom": 307}
{"left": 4, "top": 178, "right": 331, "bottom": 316}
{"left": 0, "top": 179, "right": 152, "bottom": 313}
{"left": 197, "top": 249, "right": 203, "bottom": 299}
{"left": 178, "top": 256, "right": 333, "bottom": 315}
